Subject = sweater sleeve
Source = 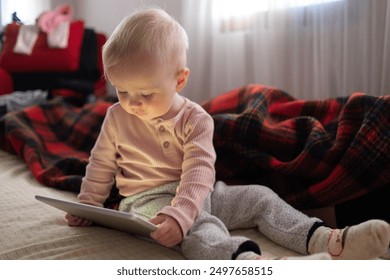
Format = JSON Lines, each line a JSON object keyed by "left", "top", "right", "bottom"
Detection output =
{"left": 78, "top": 107, "right": 118, "bottom": 207}
{"left": 158, "top": 110, "right": 216, "bottom": 236}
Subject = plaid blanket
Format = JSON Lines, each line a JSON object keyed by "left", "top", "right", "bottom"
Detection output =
{"left": 0, "top": 99, "right": 112, "bottom": 192}
{"left": 203, "top": 84, "right": 390, "bottom": 209}
{"left": 1, "top": 84, "right": 390, "bottom": 209}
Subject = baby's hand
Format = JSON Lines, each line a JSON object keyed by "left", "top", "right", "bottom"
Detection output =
{"left": 65, "top": 213, "right": 92, "bottom": 227}
{"left": 149, "top": 214, "right": 183, "bottom": 248}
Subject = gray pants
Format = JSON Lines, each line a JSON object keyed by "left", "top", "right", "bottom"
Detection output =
{"left": 119, "top": 181, "right": 321, "bottom": 260}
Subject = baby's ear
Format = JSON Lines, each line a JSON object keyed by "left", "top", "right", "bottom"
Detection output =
{"left": 176, "top": 67, "right": 190, "bottom": 92}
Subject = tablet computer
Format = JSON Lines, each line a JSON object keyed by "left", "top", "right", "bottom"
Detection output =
{"left": 35, "top": 195, "right": 157, "bottom": 237}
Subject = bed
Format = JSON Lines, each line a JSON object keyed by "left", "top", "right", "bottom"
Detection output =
{"left": 0, "top": 148, "right": 301, "bottom": 259}
{"left": 1, "top": 84, "right": 389, "bottom": 260}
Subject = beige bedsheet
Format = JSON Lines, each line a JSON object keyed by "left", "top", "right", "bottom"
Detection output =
{"left": 0, "top": 149, "right": 301, "bottom": 260}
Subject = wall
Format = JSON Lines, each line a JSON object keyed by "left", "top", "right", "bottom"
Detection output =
{"left": 1, "top": 0, "right": 51, "bottom": 27}
{"left": 71, "top": 0, "right": 182, "bottom": 36}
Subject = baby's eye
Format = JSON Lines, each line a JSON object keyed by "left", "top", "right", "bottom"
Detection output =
{"left": 140, "top": 92, "right": 154, "bottom": 98}
{"left": 117, "top": 90, "right": 127, "bottom": 95}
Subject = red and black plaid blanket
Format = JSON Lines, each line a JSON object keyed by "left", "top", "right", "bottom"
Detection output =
{"left": 1, "top": 84, "right": 390, "bottom": 209}
{"left": 0, "top": 99, "right": 112, "bottom": 192}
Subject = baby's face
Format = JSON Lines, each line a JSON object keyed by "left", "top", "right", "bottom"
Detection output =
{"left": 108, "top": 60, "right": 179, "bottom": 121}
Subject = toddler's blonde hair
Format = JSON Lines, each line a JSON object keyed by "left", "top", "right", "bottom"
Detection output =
{"left": 103, "top": 7, "right": 189, "bottom": 75}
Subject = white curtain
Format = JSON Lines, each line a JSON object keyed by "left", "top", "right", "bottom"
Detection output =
{"left": 181, "top": 0, "right": 390, "bottom": 103}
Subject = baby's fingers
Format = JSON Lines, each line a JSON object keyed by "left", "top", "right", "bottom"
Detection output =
{"left": 65, "top": 213, "right": 92, "bottom": 227}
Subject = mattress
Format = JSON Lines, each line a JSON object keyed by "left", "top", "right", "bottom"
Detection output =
{"left": 0, "top": 149, "right": 301, "bottom": 260}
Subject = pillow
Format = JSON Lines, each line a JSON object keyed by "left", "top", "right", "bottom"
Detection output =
{"left": 0, "top": 20, "right": 84, "bottom": 73}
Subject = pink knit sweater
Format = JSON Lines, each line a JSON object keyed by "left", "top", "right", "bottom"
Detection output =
{"left": 78, "top": 96, "right": 216, "bottom": 235}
